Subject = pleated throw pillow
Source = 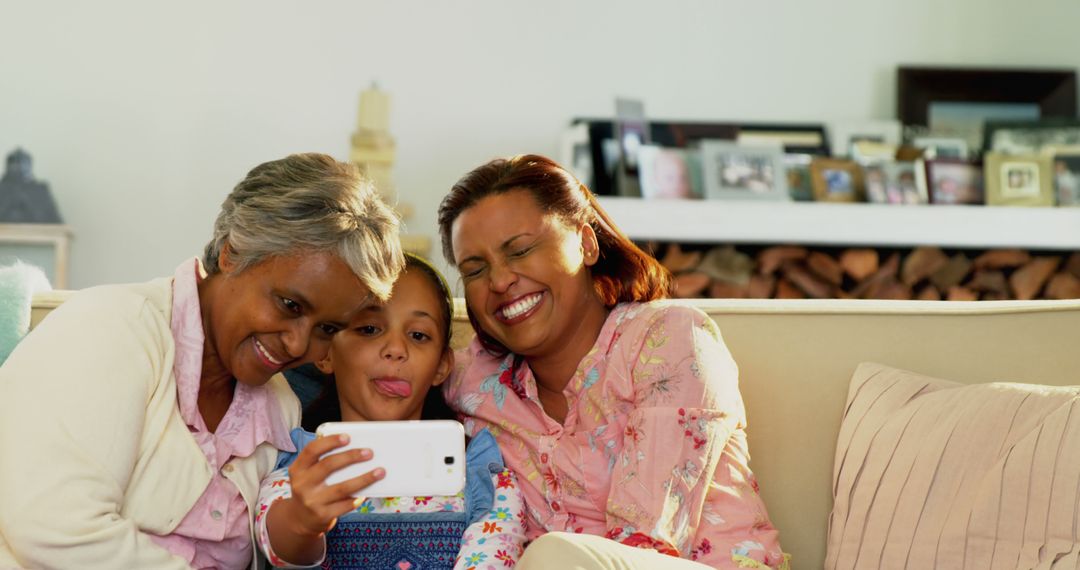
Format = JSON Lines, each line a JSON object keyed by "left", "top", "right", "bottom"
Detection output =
{"left": 826, "top": 362, "right": 1080, "bottom": 570}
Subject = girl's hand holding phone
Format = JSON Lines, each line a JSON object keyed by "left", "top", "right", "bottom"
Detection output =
{"left": 285, "top": 433, "right": 385, "bottom": 535}
{"left": 266, "top": 434, "right": 385, "bottom": 564}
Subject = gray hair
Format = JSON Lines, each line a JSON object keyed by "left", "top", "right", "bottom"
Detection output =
{"left": 203, "top": 153, "right": 404, "bottom": 300}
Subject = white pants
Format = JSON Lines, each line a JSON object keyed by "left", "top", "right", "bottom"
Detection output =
{"left": 516, "top": 532, "right": 714, "bottom": 570}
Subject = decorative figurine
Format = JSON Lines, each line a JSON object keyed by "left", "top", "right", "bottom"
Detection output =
{"left": 0, "top": 149, "right": 63, "bottom": 224}
{"left": 349, "top": 83, "right": 429, "bottom": 255}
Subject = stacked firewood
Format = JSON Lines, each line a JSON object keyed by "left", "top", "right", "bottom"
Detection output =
{"left": 657, "top": 243, "right": 1080, "bottom": 301}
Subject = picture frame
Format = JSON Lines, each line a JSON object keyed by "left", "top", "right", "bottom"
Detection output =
{"left": 559, "top": 122, "right": 594, "bottom": 191}
{"left": 1044, "top": 144, "right": 1080, "bottom": 206}
{"left": 851, "top": 141, "right": 897, "bottom": 165}
{"left": 784, "top": 153, "right": 814, "bottom": 201}
{"left": 810, "top": 158, "right": 864, "bottom": 203}
{"left": 700, "top": 140, "right": 790, "bottom": 201}
{"left": 637, "top": 145, "right": 702, "bottom": 200}
{"left": 911, "top": 136, "right": 970, "bottom": 160}
{"left": 828, "top": 120, "right": 902, "bottom": 158}
{"left": 571, "top": 118, "right": 830, "bottom": 196}
{"left": 898, "top": 159, "right": 933, "bottom": 205}
{"left": 613, "top": 97, "right": 650, "bottom": 197}
{"left": 923, "top": 159, "right": 984, "bottom": 205}
{"left": 897, "top": 66, "right": 1077, "bottom": 151}
{"left": 984, "top": 152, "right": 1055, "bottom": 207}
{"left": 734, "top": 123, "right": 831, "bottom": 156}
{"left": 864, "top": 161, "right": 927, "bottom": 205}
{"left": 983, "top": 119, "right": 1080, "bottom": 155}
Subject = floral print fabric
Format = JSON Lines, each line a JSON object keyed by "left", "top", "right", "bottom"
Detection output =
{"left": 445, "top": 302, "right": 787, "bottom": 569}
{"left": 256, "top": 433, "right": 525, "bottom": 569}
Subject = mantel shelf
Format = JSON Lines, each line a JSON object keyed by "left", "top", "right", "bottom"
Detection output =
{"left": 596, "top": 197, "right": 1080, "bottom": 251}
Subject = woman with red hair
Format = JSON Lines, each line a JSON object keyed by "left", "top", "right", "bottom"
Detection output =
{"left": 438, "top": 154, "right": 787, "bottom": 569}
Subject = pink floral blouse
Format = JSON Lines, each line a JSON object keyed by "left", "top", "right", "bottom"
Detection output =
{"left": 445, "top": 301, "right": 788, "bottom": 569}
{"left": 149, "top": 258, "right": 296, "bottom": 569}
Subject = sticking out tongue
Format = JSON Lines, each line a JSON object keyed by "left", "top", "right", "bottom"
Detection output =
{"left": 374, "top": 378, "right": 413, "bottom": 398}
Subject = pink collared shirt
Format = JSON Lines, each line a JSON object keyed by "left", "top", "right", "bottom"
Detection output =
{"left": 446, "top": 301, "right": 786, "bottom": 569}
{"left": 148, "top": 258, "right": 295, "bottom": 569}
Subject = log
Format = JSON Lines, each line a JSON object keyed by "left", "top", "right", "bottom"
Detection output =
{"left": 758, "top": 246, "right": 809, "bottom": 275}
{"left": 946, "top": 286, "right": 978, "bottom": 301}
{"left": 698, "top": 246, "right": 754, "bottom": 284}
{"left": 839, "top": 249, "right": 879, "bottom": 281}
{"left": 659, "top": 243, "right": 702, "bottom": 274}
{"left": 915, "top": 284, "right": 942, "bottom": 300}
{"left": 747, "top": 274, "right": 776, "bottom": 298}
{"left": 869, "top": 277, "right": 913, "bottom": 300}
{"left": 807, "top": 251, "right": 843, "bottom": 285}
{"left": 782, "top": 262, "right": 835, "bottom": 299}
{"left": 1044, "top": 272, "right": 1080, "bottom": 300}
{"left": 673, "top": 272, "right": 711, "bottom": 298}
{"left": 901, "top": 246, "right": 948, "bottom": 286}
{"left": 965, "top": 270, "right": 1008, "bottom": 294}
{"left": 930, "top": 254, "right": 972, "bottom": 291}
{"left": 775, "top": 278, "right": 806, "bottom": 299}
{"left": 974, "top": 249, "right": 1031, "bottom": 270}
{"left": 1009, "top": 256, "right": 1062, "bottom": 300}
{"left": 709, "top": 280, "right": 749, "bottom": 299}
{"left": 1065, "top": 252, "right": 1080, "bottom": 280}
{"left": 851, "top": 253, "right": 900, "bottom": 299}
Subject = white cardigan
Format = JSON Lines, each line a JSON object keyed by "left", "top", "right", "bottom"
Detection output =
{"left": 0, "top": 277, "right": 300, "bottom": 569}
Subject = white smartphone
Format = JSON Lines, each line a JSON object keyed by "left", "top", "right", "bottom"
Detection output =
{"left": 315, "top": 420, "right": 466, "bottom": 498}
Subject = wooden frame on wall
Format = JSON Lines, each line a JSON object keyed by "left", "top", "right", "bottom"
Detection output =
{"left": 897, "top": 66, "right": 1078, "bottom": 130}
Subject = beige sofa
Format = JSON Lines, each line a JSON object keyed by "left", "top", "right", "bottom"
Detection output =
{"left": 29, "top": 293, "right": 1080, "bottom": 568}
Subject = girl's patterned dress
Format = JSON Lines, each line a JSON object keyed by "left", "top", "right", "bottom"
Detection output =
{"left": 256, "top": 428, "right": 525, "bottom": 569}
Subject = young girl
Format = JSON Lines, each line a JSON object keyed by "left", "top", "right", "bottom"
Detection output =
{"left": 256, "top": 254, "right": 525, "bottom": 569}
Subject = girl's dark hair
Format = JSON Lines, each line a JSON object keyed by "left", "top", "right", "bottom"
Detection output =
{"left": 437, "top": 154, "right": 673, "bottom": 356}
{"left": 301, "top": 254, "right": 456, "bottom": 431}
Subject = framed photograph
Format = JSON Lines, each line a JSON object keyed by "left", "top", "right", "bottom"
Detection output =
{"left": 735, "top": 123, "right": 830, "bottom": 156}
{"left": 613, "top": 97, "right": 650, "bottom": 197}
{"left": 891, "top": 162, "right": 928, "bottom": 204}
{"left": 924, "top": 159, "right": 984, "bottom": 205}
{"left": 984, "top": 152, "right": 1055, "bottom": 206}
{"left": 1044, "top": 145, "right": 1080, "bottom": 206}
{"left": 865, "top": 161, "right": 924, "bottom": 204}
{"left": 912, "top": 136, "right": 970, "bottom": 160}
{"left": 851, "top": 141, "right": 897, "bottom": 164}
{"left": 864, "top": 163, "right": 889, "bottom": 203}
{"left": 700, "top": 140, "right": 790, "bottom": 201}
{"left": 810, "top": 158, "right": 864, "bottom": 202}
{"left": 828, "top": 120, "right": 902, "bottom": 158}
{"left": 784, "top": 153, "right": 814, "bottom": 201}
{"left": 637, "top": 145, "right": 702, "bottom": 200}
{"left": 983, "top": 119, "right": 1080, "bottom": 155}
{"left": 574, "top": 118, "right": 827, "bottom": 195}
{"left": 898, "top": 66, "right": 1077, "bottom": 151}
{"left": 560, "top": 122, "right": 594, "bottom": 190}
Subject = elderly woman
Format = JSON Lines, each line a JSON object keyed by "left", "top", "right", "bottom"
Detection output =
{"left": 0, "top": 153, "right": 403, "bottom": 569}
{"left": 438, "top": 155, "right": 787, "bottom": 569}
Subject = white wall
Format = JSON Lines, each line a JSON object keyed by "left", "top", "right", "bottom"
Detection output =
{"left": 2, "top": 0, "right": 1079, "bottom": 288}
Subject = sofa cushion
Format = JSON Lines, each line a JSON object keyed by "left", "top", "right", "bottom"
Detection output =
{"left": 0, "top": 261, "right": 51, "bottom": 365}
{"left": 826, "top": 362, "right": 1080, "bottom": 569}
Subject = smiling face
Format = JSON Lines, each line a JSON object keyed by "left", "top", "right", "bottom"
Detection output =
{"left": 319, "top": 268, "right": 453, "bottom": 422}
{"left": 450, "top": 189, "right": 604, "bottom": 359}
{"left": 200, "top": 250, "right": 370, "bottom": 387}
